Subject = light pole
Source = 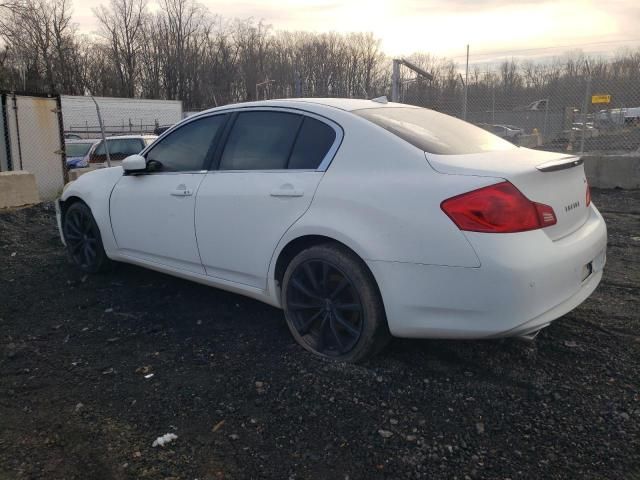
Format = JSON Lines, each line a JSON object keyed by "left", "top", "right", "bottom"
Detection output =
{"left": 256, "top": 79, "right": 276, "bottom": 100}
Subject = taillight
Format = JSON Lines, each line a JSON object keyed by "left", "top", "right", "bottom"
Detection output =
{"left": 586, "top": 182, "right": 591, "bottom": 206}
{"left": 441, "top": 181, "right": 557, "bottom": 233}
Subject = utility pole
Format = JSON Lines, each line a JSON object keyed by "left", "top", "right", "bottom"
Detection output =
{"left": 463, "top": 44, "right": 469, "bottom": 120}
{"left": 392, "top": 60, "right": 400, "bottom": 102}
{"left": 579, "top": 60, "right": 592, "bottom": 155}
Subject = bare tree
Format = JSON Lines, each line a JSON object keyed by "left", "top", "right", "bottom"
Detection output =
{"left": 94, "top": 0, "right": 146, "bottom": 97}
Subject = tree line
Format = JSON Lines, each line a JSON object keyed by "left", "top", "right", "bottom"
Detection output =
{"left": 1, "top": 0, "right": 639, "bottom": 112}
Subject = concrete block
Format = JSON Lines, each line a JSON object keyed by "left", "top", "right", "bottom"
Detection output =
{"left": 583, "top": 155, "right": 640, "bottom": 189}
{"left": 0, "top": 171, "right": 41, "bottom": 208}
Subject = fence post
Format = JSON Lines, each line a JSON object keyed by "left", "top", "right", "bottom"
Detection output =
{"left": 294, "top": 71, "right": 302, "bottom": 97}
{"left": 391, "top": 60, "right": 400, "bottom": 102}
{"left": 91, "top": 96, "right": 111, "bottom": 168}
{"left": 462, "top": 44, "right": 469, "bottom": 121}
{"left": 579, "top": 76, "right": 592, "bottom": 155}
{"left": 543, "top": 98, "right": 549, "bottom": 142}
{"left": 54, "top": 94, "right": 69, "bottom": 184}
{"left": 10, "top": 93, "right": 24, "bottom": 170}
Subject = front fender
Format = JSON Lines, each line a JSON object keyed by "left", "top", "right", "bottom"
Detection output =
{"left": 60, "top": 167, "right": 123, "bottom": 256}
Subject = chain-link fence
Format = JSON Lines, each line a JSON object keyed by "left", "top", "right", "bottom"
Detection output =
{"left": 0, "top": 93, "right": 184, "bottom": 201}
{"left": 1, "top": 92, "right": 66, "bottom": 201}
{"left": 59, "top": 95, "right": 183, "bottom": 177}
{"left": 394, "top": 56, "right": 640, "bottom": 156}
{"left": 2, "top": 51, "right": 639, "bottom": 204}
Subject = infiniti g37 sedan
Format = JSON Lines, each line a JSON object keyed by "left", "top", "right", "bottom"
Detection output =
{"left": 56, "top": 98, "right": 607, "bottom": 362}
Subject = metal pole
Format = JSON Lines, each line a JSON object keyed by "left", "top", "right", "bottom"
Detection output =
{"left": 459, "top": 73, "right": 465, "bottom": 118}
{"left": 392, "top": 59, "right": 400, "bottom": 102}
{"left": 11, "top": 93, "right": 23, "bottom": 170}
{"left": 543, "top": 97, "right": 549, "bottom": 142}
{"left": 491, "top": 81, "right": 495, "bottom": 124}
{"left": 294, "top": 71, "right": 302, "bottom": 97}
{"left": 91, "top": 96, "right": 111, "bottom": 168}
{"left": 463, "top": 44, "right": 469, "bottom": 120}
{"left": 55, "top": 94, "right": 69, "bottom": 184}
{"left": 579, "top": 76, "right": 591, "bottom": 155}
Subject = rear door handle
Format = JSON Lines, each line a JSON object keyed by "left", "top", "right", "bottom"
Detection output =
{"left": 270, "top": 184, "right": 304, "bottom": 197}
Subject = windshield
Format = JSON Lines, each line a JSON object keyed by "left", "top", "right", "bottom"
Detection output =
{"left": 353, "top": 107, "right": 516, "bottom": 155}
{"left": 66, "top": 142, "right": 94, "bottom": 157}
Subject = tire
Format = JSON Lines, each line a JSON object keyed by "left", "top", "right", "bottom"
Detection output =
{"left": 63, "top": 202, "right": 112, "bottom": 273}
{"left": 282, "top": 243, "right": 390, "bottom": 362}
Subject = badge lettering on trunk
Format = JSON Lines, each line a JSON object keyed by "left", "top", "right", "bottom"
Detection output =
{"left": 564, "top": 201, "right": 580, "bottom": 212}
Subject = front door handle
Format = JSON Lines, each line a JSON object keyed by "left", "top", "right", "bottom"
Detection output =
{"left": 270, "top": 184, "right": 304, "bottom": 197}
{"left": 170, "top": 184, "right": 193, "bottom": 196}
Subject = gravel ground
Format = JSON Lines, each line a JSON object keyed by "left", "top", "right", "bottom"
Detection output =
{"left": 0, "top": 189, "right": 639, "bottom": 480}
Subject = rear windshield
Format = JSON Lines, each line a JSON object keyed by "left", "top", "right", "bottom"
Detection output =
{"left": 66, "top": 143, "right": 93, "bottom": 157}
{"left": 353, "top": 107, "right": 516, "bottom": 155}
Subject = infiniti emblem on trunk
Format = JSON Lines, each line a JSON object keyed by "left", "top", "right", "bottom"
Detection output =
{"left": 564, "top": 201, "right": 580, "bottom": 212}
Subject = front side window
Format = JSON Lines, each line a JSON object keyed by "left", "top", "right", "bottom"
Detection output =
{"left": 219, "top": 112, "right": 303, "bottom": 170}
{"left": 146, "top": 115, "right": 227, "bottom": 172}
{"left": 354, "top": 107, "right": 516, "bottom": 155}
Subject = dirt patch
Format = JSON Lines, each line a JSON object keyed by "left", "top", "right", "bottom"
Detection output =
{"left": 1, "top": 190, "right": 639, "bottom": 479}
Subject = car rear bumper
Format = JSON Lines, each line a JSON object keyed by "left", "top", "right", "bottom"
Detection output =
{"left": 367, "top": 205, "right": 607, "bottom": 339}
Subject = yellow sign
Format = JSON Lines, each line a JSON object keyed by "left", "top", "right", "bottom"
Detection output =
{"left": 592, "top": 94, "right": 611, "bottom": 104}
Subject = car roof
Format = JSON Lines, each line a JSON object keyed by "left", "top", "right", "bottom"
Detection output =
{"left": 194, "top": 98, "right": 421, "bottom": 117}
{"left": 103, "top": 135, "right": 158, "bottom": 140}
{"left": 65, "top": 138, "right": 101, "bottom": 143}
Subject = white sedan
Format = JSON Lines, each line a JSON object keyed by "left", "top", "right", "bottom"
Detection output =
{"left": 56, "top": 98, "right": 607, "bottom": 362}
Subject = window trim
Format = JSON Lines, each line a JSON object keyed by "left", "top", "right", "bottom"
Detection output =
{"left": 136, "top": 106, "right": 343, "bottom": 174}
{"left": 137, "top": 113, "right": 230, "bottom": 175}
{"left": 204, "top": 106, "right": 343, "bottom": 173}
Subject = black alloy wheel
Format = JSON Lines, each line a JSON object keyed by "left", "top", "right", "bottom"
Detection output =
{"left": 287, "top": 259, "right": 364, "bottom": 356}
{"left": 282, "top": 243, "right": 390, "bottom": 362}
{"left": 63, "top": 202, "right": 110, "bottom": 273}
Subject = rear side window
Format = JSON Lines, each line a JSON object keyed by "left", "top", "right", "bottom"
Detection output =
{"left": 288, "top": 117, "right": 337, "bottom": 169}
{"left": 220, "top": 112, "right": 302, "bottom": 170}
{"left": 353, "top": 107, "right": 516, "bottom": 155}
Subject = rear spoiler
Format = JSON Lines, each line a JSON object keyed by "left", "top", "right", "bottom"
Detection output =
{"left": 536, "top": 156, "right": 583, "bottom": 172}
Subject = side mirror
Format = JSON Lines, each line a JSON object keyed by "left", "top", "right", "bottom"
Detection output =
{"left": 122, "top": 154, "right": 146, "bottom": 173}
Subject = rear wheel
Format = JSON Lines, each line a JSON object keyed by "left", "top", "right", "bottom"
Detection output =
{"left": 63, "top": 202, "right": 111, "bottom": 273}
{"left": 282, "top": 243, "right": 390, "bottom": 362}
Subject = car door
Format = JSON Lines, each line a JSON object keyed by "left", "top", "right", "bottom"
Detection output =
{"left": 195, "top": 109, "right": 342, "bottom": 289}
{"left": 110, "top": 114, "right": 228, "bottom": 273}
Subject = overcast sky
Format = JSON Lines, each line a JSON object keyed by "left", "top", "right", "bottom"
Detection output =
{"left": 73, "top": 0, "right": 640, "bottom": 61}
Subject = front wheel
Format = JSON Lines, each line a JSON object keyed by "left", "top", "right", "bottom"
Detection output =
{"left": 282, "top": 243, "right": 390, "bottom": 362}
{"left": 63, "top": 202, "right": 111, "bottom": 273}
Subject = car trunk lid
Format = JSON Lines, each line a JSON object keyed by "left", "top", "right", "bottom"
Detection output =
{"left": 427, "top": 148, "right": 590, "bottom": 240}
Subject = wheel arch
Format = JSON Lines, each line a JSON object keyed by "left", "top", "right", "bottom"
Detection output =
{"left": 59, "top": 195, "right": 86, "bottom": 220}
{"left": 272, "top": 234, "right": 386, "bottom": 317}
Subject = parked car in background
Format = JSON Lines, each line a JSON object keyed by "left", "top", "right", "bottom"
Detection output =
{"left": 64, "top": 133, "right": 83, "bottom": 140}
{"left": 491, "top": 124, "right": 524, "bottom": 138}
{"left": 58, "top": 98, "right": 606, "bottom": 362}
{"left": 516, "top": 99, "right": 548, "bottom": 111}
{"left": 65, "top": 139, "right": 100, "bottom": 169}
{"left": 89, "top": 135, "right": 157, "bottom": 165}
{"left": 478, "top": 123, "right": 524, "bottom": 140}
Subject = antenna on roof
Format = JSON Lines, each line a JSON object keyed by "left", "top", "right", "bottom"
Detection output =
{"left": 371, "top": 96, "right": 388, "bottom": 104}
